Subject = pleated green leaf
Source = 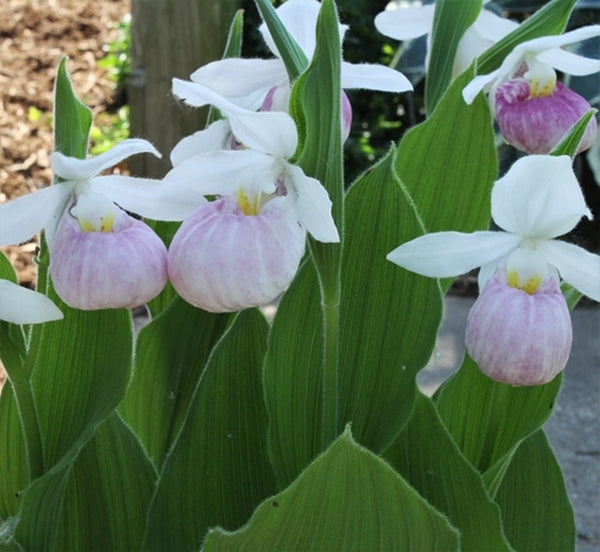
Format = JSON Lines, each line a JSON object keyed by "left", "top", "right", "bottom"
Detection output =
{"left": 396, "top": 67, "right": 497, "bottom": 237}
{"left": 263, "top": 259, "right": 324, "bottom": 487}
{"left": 0, "top": 383, "right": 28, "bottom": 521}
{"left": 495, "top": 430, "right": 575, "bottom": 552}
{"left": 338, "top": 148, "right": 443, "bottom": 452}
{"left": 15, "top": 413, "right": 156, "bottom": 552}
{"left": 143, "top": 309, "right": 276, "bottom": 552}
{"left": 203, "top": 427, "right": 460, "bottom": 551}
{"left": 426, "top": 0, "right": 482, "bottom": 113}
{"left": 31, "top": 305, "right": 133, "bottom": 469}
{"left": 119, "top": 298, "right": 230, "bottom": 468}
{"left": 386, "top": 392, "right": 513, "bottom": 552}
{"left": 435, "top": 355, "right": 562, "bottom": 479}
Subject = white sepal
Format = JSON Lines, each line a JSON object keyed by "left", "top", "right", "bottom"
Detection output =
{"left": 0, "top": 280, "right": 63, "bottom": 324}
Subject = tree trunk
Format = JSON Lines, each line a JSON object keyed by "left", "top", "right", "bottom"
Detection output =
{"left": 128, "top": 0, "right": 243, "bottom": 178}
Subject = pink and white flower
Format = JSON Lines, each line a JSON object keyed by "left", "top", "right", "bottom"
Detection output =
{"left": 387, "top": 155, "right": 600, "bottom": 385}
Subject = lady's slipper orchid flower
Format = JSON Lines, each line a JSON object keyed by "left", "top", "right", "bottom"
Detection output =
{"left": 387, "top": 155, "right": 600, "bottom": 385}
{"left": 187, "top": 0, "right": 412, "bottom": 117}
{"left": 463, "top": 26, "right": 600, "bottom": 154}
{"left": 0, "top": 279, "right": 63, "bottom": 324}
{"left": 167, "top": 79, "right": 340, "bottom": 243}
{"left": 0, "top": 139, "right": 199, "bottom": 310}
{"left": 375, "top": 0, "right": 518, "bottom": 78}
{"left": 168, "top": 194, "right": 306, "bottom": 313}
{"left": 164, "top": 80, "right": 337, "bottom": 312}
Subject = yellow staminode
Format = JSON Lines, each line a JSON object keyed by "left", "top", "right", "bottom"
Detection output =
{"left": 78, "top": 212, "right": 115, "bottom": 233}
{"left": 507, "top": 269, "right": 543, "bottom": 295}
{"left": 525, "top": 56, "right": 556, "bottom": 98}
{"left": 237, "top": 188, "right": 261, "bottom": 216}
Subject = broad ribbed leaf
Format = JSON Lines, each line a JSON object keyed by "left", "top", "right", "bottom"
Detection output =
{"left": 495, "top": 430, "right": 575, "bottom": 551}
{"left": 31, "top": 305, "right": 133, "bottom": 469}
{"left": 15, "top": 414, "right": 156, "bottom": 551}
{"left": 338, "top": 148, "right": 443, "bottom": 452}
{"left": 263, "top": 259, "right": 323, "bottom": 487}
{"left": 426, "top": 0, "right": 481, "bottom": 113}
{"left": 386, "top": 392, "right": 513, "bottom": 552}
{"left": 0, "top": 383, "right": 28, "bottom": 521}
{"left": 435, "top": 355, "right": 562, "bottom": 478}
{"left": 143, "top": 309, "right": 276, "bottom": 552}
{"left": 396, "top": 67, "right": 497, "bottom": 237}
{"left": 203, "top": 427, "right": 460, "bottom": 551}
{"left": 119, "top": 298, "right": 230, "bottom": 468}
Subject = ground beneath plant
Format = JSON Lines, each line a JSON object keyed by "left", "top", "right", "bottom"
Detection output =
{"left": 0, "top": 0, "right": 130, "bottom": 383}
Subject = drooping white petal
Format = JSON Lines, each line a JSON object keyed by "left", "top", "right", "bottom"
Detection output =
{"left": 462, "top": 68, "right": 502, "bottom": 104}
{"left": 387, "top": 230, "right": 520, "bottom": 277}
{"left": 537, "top": 239, "right": 600, "bottom": 302}
{"left": 173, "top": 79, "right": 298, "bottom": 157}
{"left": 491, "top": 155, "right": 591, "bottom": 238}
{"left": 341, "top": 62, "right": 413, "bottom": 92}
{"left": 190, "top": 58, "right": 288, "bottom": 110}
{"left": 91, "top": 175, "right": 205, "bottom": 221}
{"left": 259, "top": 0, "right": 347, "bottom": 59}
{"left": 163, "top": 149, "right": 277, "bottom": 198}
{"left": 521, "top": 25, "right": 600, "bottom": 54}
{"left": 0, "top": 280, "right": 63, "bottom": 324}
{"left": 170, "top": 120, "right": 232, "bottom": 167}
{"left": 537, "top": 47, "right": 600, "bottom": 76}
{"left": 0, "top": 182, "right": 73, "bottom": 246}
{"left": 286, "top": 164, "right": 339, "bottom": 243}
{"left": 51, "top": 139, "right": 160, "bottom": 181}
{"left": 374, "top": 4, "right": 435, "bottom": 41}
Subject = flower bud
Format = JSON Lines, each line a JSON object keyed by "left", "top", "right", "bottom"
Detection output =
{"left": 495, "top": 80, "right": 597, "bottom": 154}
{"left": 465, "top": 268, "right": 572, "bottom": 386}
{"left": 49, "top": 204, "right": 168, "bottom": 310}
{"left": 168, "top": 194, "right": 306, "bottom": 313}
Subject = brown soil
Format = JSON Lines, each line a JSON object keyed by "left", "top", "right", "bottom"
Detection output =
{"left": 0, "top": 0, "right": 130, "bottom": 385}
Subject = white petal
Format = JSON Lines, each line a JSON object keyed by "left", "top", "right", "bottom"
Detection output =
{"left": 462, "top": 69, "right": 501, "bottom": 104}
{"left": 341, "top": 62, "right": 413, "bottom": 92}
{"left": 259, "top": 0, "right": 347, "bottom": 59}
{"left": 170, "top": 120, "right": 232, "bottom": 167}
{"left": 92, "top": 175, "right": 205, "bottom": 221}
{"left": 374, "top": 5, "right": 435, "bottom": 41}
{"left": 163, "top": 149, "right": 277, "bottom": 197}
{"left": 538, "top": 239, "right": 600, "bottom": 302}
{"left": 519, "top": 25, "right": 600, "bottom": 54}
{"left": 491, "top": 155, "right": 591, "bottom": 239}
{"left": 173, "top": 79, "right": 298, "bottom": 157}
{"left": 387, "top": 231, "right": 520, "bottom": 277}
{"left": 472, "top": 9, "right": 519, "bottom": 43}
{"left": 537, "top": 47, "right": 600, "bottom": 76}
{"left": 51, "top": 139, "right": 160, "bottom": 181}
{"left": 0, "top": 280, "right": 63, "bottom": 324}
{"left": 190, "top": 58, "right": 288, "bottom": 110}
{"left": 286, "top": 164, "right": 339, "bottom": 242}
{"left": 0, "top": 182, "right": 73, "bottom": 246}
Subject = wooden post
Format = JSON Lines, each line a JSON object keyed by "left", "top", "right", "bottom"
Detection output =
{"left": 128, "top": 0, "right": 243, "bottom": 178}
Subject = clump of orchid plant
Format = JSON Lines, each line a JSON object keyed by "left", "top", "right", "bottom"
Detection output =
{"left": 388, "top": 155, "right": 600, "bottom": 385}
{"left": 463, "top": 26, "right": 600, "bottom": 154}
